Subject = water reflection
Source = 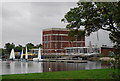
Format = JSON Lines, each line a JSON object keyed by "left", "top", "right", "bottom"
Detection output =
{"left": 42, "top": 61, "right": 107, "bottom": 72}
{"left": 2, "top": 61, "right": 43, "bottom": 75}
{"left": 85, "top": 61, "right": 101, "bottom": 69}
{"left": 10, "top": 61, "right": 15, "bottom": 74}
{"left": 1, "top": 61, "right": 111, "bottom": 75}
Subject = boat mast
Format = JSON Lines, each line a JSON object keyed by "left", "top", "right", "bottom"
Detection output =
{"left": 25, "top": 47, "right": 28, "bottom": 60}
{"left": 38, "top": 48, "right": 41, "bottom": 60}
{"left": 20, "top": 48, "right": 23, "bottom": 59}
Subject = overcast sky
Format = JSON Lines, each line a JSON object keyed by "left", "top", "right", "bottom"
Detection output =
{"left": 2, "top": 2, "right": 113, "bottom": 47}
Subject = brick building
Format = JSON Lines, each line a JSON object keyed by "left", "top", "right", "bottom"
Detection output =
{"left": 101, "top": 46, "right": 115, "bottom": 56}
{"left": 42, "top": 28, "right": 85, "bottom": 55}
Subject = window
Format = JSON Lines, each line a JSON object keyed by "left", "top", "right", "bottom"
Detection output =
{"left": 55, "top": 43, "right": 57, "bottom": 48}
{"left": 60, "top": 36, "right": 62, "bottom": 41}
{"left": 84, "top": 48, "right": 87, "bottom": 53}
{"left": 80, "top": 43, "right": 83, "bottom": 47}
{"left": 55, "top": 35, "right": 57, "bottom": 40}
{"left": 76, "top": 42, "right": 78, "bottom": 47}
{"left": 60, "top": 42, "right": 63, "bottom": 48}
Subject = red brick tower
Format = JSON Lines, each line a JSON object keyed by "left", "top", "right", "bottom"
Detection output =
{"left": 42, "top": 28, "right": 85, "bottom": 55}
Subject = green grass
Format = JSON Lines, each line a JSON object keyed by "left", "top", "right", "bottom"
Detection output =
{"left": 0, "top": 75, "right": 2, "bottom": 80}
{"left": 2, "top": 69, "right": 117, "bottom": 79}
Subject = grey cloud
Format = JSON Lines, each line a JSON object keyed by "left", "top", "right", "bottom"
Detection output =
{"left": 2, "top": 2, "right": 76, "bottom": 46}
{"left": 2, "top": 2, "right": 113, "bottom": 47}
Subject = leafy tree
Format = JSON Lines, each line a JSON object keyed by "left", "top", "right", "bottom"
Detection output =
{"left": 34, "top": 44, "right": 42, "bottom": 48}
{"left": 62, "top": 2, "right": 120, "bottom": 79}
{"left": 14, "top": 45, "right": 23, "bottom": 52}
{"left": 1, "top": 49, "right": 5, "bottom": 56}
{"left": 0, "top": 48, "right": 3, "bottom": 56}
{"left": 68, "top": 29, "right": 85, "bottom": 47}
{"left": 26, "top": 43, "right": 34, "bottom": 51}
{"left": 4, "top": 43, "right": 15, "bottom": 54}
{"left": 62, "top": 2, "right": 120, "bottom": 41}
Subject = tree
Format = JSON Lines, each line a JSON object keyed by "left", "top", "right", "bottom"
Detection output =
{"left": 68, "top": 29, "right": 85, "bottom": 47}
{"left": 62, "top": 2, "right": 120, "bottom": 42}
{"left": 26, "top": 43, "right": 34, "bottom": 51}
{"left": 14, "top": 45, "right": 23, "bottom": 52}
{"left": 34, "top": 44, "right": 42, "bottom": 48}
{"left": 62, "top": 2, "right": 120, "bottom": 79}
{"left": 4, "top": 43, "right": 15, "bottom": 54}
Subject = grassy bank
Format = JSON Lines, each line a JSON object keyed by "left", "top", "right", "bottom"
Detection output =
{"left": 2, "top": 69, "right": 117, "bottom": 79}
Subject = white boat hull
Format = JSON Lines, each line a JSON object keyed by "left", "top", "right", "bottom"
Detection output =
{"left": 33, "top": 58, "right": 43, "bottom": 62}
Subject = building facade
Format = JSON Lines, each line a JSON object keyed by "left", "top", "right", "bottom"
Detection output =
{"left": 101, "top": 46, "right": 115, "bottom": 56}
{"left": 65, "top": 47, "right": 101, "bottom": 55}
{"left": 42, "top": 28, "right": 85, "bottom": 55}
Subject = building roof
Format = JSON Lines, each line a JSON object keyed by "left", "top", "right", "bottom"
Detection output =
{"left": 64, "top": 46, "right": 100, "bottom": 49}
{"left": 43, "top": 28, "right": 69, "bottom": 31}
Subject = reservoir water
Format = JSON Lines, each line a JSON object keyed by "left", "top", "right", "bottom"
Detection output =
{"left": 1, "top": 61, "right": 111, "bottom": 75}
